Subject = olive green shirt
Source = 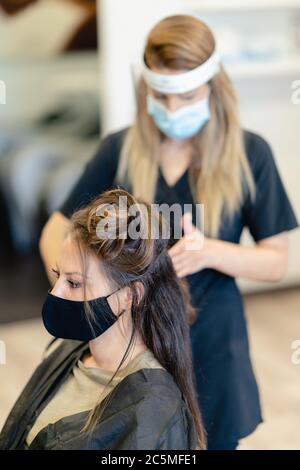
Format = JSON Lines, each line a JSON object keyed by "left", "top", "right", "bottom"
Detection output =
{"left": 26, "top": 349, "right": 164, "bottom": 446}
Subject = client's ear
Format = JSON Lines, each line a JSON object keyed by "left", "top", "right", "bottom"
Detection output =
{"left": 119, "top": 282, "right": 144, "bottom": 313}
{"left": 133, "top": 281, "right": 145, "bottom": 305}
{"left": 119, "top": 286, "right": 134, "bottom": 313}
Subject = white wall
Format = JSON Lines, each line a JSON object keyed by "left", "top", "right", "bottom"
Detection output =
{"left": 98, "top": 0, "right": 182, "bottom": 135}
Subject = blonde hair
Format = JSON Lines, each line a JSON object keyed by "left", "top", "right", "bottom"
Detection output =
{"left": 116, "top": 15, "right": 255, "bottom": 237}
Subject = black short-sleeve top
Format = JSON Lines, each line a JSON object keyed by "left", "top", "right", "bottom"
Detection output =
{"left": 60, "top": 127, "right": 298, "bottom": 242}
{"left": 59, "top": 127, "right": 298, "bottom": 443}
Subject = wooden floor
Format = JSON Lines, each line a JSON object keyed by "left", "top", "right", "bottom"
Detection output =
{"left": 0, "top": 287, "right": 299, "bottom": 449}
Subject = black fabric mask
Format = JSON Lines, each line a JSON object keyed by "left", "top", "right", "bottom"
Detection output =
{"left": 42, "top": 287, "right": 124, "bottom": 341}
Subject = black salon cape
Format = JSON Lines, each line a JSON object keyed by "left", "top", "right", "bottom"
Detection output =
{"left": 0, "top": 340, "right": 197, "bottom": 450}
{"left": 48, "top": 128, "right": 298, "bottom": 447}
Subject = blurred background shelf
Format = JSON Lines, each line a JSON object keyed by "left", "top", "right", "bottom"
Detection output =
{"left": 227, "top": 56, "right": 300, "bottom": 79}
{"left": 187, "top": 0, "right": 300, "bottom": 12}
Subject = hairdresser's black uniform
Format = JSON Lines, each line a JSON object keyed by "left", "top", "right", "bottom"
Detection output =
{"left": 0, "top": 340, "right": 197, "bottom": 450}
{"left": 50, "top": 128, "right": 298, "bottom": 449}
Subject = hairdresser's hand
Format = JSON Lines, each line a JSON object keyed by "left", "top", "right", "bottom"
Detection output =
{"left": 168, "top": 213, "right": 216, "bottom": 278}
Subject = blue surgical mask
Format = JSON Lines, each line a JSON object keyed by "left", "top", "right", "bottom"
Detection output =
{"left": 146, "top": 94, "right": 211, "bottom": 140}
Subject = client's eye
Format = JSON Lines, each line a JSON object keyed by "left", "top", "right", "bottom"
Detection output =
{"left": 67, "top": 280, "right": 82, "bottom": 289}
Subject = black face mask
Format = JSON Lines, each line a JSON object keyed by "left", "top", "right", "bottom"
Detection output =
{"left": 42, "top": 287, "right": 124, "bottom": 341}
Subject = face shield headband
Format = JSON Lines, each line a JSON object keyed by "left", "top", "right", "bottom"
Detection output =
{"left": 141, "top": 48, "right": 221, "bottom": 94}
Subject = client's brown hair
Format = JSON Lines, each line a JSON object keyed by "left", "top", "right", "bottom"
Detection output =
{"left": 69, "top": 188, "right": 206, "bottom": 449}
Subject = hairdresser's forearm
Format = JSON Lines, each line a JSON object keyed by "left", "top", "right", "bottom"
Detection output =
{"left": 206, "top": 237, "right": 288, "bottom": 282}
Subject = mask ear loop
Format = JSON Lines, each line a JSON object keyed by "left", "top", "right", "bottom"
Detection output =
{"left": 105, "top": 286, "right": 122, "bottom": 299}
{"left": 105, "top": 286, "right": 127, "bottom": 318}
{"left": 106, "top": 279, "right": 143, "bottom": 318}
